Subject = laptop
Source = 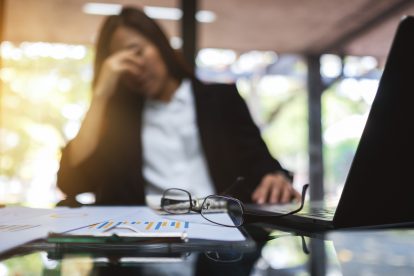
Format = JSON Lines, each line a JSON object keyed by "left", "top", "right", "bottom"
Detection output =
{"left": 247, "top": 16, "right": 414, "bottom": 231}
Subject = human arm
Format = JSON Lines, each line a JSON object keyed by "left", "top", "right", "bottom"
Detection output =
{"left": 57, "top": 48, "right": 145, "bottom": 198}
{"left": 222, "top": 84, "right": 301, "bottom": 204}
{"left": 69, "top": 48, "right": 145, "bottom": 167}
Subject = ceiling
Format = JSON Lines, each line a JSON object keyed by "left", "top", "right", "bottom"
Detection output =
{"left": 3, "top": 0, "right": 414, "bottom": 61}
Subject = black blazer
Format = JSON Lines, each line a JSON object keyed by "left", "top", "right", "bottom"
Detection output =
{"left": 57, "top": 79, "right": 288, "bottom": 205}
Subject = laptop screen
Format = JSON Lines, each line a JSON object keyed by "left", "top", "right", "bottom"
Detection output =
{"left": 334, "top": 16, "right": 414, "bottom": 227}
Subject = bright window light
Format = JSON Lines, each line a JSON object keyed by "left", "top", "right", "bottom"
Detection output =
{"left": 197, "top": 48, "right": 237, "bottom": 68}
{"left": 82, "top": 3, "right": 122, "bottom": 15}
{"left": 83, "top": 3, "right": 216, "bottom": 23}
{"left": 321, "top": 54, "right": 342, "bottom": 78}
{"left": 196, "top": 10, "right": 217, "bottom": 23}
{"left": 144, "top": 6, "right": 182, "bottom": 20}
{"left": 170, "top": 36, "right": 183, "bottom": 49}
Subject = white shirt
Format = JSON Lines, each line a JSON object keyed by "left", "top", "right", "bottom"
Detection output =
{"left": 142, "top": 80, "right": 216, "bottom": 204}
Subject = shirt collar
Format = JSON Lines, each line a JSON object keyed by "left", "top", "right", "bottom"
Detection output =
{"left": 171, "top": 79, "right": 191, "bottom": 104}
{"left": 145, "top": 79, "right": 191, "bottom": 108}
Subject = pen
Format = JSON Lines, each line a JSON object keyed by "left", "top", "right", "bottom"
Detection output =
{"left": 47, "top": 231, "right": 188, "bottom": 244}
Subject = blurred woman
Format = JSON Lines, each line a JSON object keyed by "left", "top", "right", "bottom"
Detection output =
{"left": 57, "top": 6, "right": 300, "bottom": 206}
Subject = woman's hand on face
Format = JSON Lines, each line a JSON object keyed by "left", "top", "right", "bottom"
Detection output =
{"left": 252, "top": 172, "right": 301, "bottom": 204}
{"left": 94, "top": 47, "right": 145, "bottom": 98}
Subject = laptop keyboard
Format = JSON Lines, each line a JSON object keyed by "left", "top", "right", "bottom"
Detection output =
{"left": 248, "top": 203, "right": 336, "bottom": 220}
{"left": 299, "top": 207, "right": 335, "bottom": 219}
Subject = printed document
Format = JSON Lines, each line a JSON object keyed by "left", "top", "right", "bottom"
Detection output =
{"left": 69, "top": 207, "right": 246, "bottom": 241}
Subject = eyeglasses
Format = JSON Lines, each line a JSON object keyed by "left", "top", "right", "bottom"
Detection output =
{"left": 160, "top": 184, "right": 309, "bottom": 227}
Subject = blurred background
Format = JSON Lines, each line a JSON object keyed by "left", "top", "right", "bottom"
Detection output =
{"left": 1, "top": 0, "right": 414, "bottom": 207}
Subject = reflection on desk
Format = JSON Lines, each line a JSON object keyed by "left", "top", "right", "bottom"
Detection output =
{"left": 1, "top": 225, "right": 414, "bottom": 275}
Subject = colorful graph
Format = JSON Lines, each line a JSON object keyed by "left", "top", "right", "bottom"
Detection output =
{"left": 0, "top": 224, "right": 40, "bottom": 232}
{"left": 50, "top": 212, "right": 88, "bottom": 219}
{"left": 89, "top": 220, "right": 190, "bottom": 231}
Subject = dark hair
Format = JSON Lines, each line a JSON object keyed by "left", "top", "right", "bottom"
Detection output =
{"left": 93, "top": 6, "right": 193, "bottom": 88}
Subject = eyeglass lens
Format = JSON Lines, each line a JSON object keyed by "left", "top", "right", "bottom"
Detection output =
{"left": 201, "top": 196, "right": 244, "bottom": 227}
{"left": 161, "top": 190, "right": 244, "bottom": 227}
{"left": 161, "top": 189, "right": 192, "bottom": 214}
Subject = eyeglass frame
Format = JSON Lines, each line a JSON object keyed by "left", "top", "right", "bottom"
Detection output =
{"left": 160, "top": 184, "right": 309, "bottom": 227}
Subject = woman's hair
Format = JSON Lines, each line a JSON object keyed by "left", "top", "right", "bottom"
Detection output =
{"left": 93, "top": 6, "right": 193, "bottom": 88}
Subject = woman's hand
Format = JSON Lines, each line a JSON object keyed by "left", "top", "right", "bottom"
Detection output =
{"left": 67, "top": 47, "right": 146, "bottom": 166}
{"left": 252, "top": 172, "right": 301, "bottom": 204}
{"left": 94, "top": 47, "right": 146, "bottom": 99}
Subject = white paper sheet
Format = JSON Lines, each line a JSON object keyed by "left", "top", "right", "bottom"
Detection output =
{"left": 0, "top": 206, "right": 140, "bottom": 253}
{"left": 70, "top": 207, "right": 246, "bottom": 241}
{"left": 0, "top": 206, "right": 69, "bottom": 224}
{"left": 0, "top": 206, "right": 246, "bottom": 254}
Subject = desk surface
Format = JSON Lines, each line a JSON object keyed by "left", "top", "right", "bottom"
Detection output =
{"left": 1, "top": 225, "right": 414, "bottom": 275}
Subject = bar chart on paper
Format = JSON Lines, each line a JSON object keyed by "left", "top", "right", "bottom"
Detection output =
{"left": 89, "top": 220, "right": 190, "bottom": 232}
{"left": 67, "top": 207, "right": 246, "bottom": 241}
{"left": 0, "top": 224, "right": 40, "bottom": 232}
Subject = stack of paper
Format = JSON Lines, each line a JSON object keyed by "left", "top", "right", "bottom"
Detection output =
{"left": 69, "top": 206, "right": 246, "bottom": 241}
{"left": 0, "top": 206, "right": 246, "bottom": 254}
{"left": 0, "top": 206, "right": 140, "bottom": 253}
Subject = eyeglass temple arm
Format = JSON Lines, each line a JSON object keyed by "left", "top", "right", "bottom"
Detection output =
{"left": 301, "top": 235, "right": 310, "bottom": 254}
{"left": 220, "top": 176, "right": 245, "bottom": 196}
